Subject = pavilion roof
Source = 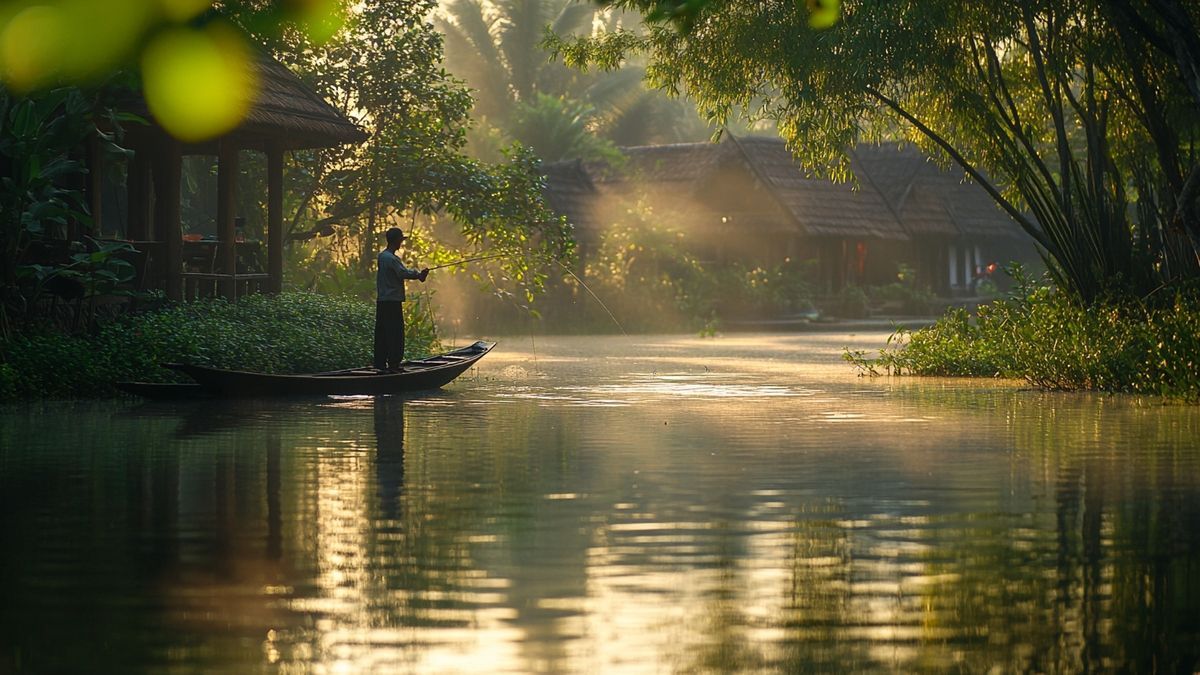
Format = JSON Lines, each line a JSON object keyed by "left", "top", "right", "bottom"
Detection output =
{"left": 124, "top": 44, "right": 366, "bottom": 150}
{"left": 234, "top": 49, "right": 367, "bottom": 149}
{"left": 727, "top": 135, "right": 910, "bottom": 240}
{"left": 851, "top": 143, "right": 1024, "bottom": 240}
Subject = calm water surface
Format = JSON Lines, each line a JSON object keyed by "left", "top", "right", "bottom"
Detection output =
{"left": 2, "top": 333, "right": 1199, "bottom": 673}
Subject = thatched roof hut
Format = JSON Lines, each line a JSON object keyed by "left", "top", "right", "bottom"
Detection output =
{"left": 543, "top": 134, "right": 1034, "bottom": 293}
{"left": 100, "top": 45, "right": 366, "bottom": 301}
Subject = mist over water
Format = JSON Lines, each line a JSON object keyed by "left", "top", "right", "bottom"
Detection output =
{"left": 2, "top": 333, "right": 1198, "bottom": 672}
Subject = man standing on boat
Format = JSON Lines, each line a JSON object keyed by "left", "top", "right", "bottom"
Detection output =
{"left": 375, "top": 227, "right": 429, "bottom": 371}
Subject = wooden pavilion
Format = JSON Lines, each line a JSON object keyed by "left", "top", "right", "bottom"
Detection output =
{"left": 88, "top": 48, "right": 366, "bottom": 301}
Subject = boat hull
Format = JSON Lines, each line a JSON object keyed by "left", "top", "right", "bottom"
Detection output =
{"left": 121, "top": 341, "right": 495, "bottom": 398}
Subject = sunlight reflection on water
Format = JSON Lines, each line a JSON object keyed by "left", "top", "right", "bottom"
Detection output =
{"left": 2, "top": 333, "right": 1199, "bottom": 673}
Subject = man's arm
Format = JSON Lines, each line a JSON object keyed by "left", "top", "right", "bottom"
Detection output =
{"left": 392, "top": 257, "right": 424, "bottom": 281}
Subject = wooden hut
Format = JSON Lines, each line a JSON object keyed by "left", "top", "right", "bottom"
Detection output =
{"left": 550, "top": 135, "right": 1035, "bottom": 295}
{"left": 851, "top": 143, "right": 1031, "bottom": 294}
{"left": 89, "top": 48, "right": 366, "bottom": 301}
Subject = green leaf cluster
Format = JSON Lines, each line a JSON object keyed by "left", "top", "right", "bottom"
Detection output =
{"left": 0, "top": 87, "right": 93, "bottom": 290}
{"left": 576, "top": 201, "right": 816, "bottom": 330}
{"left": 439, "top": 0, "right": 712, "bottom": 154}
{"left": 575, "top": 0, "right": 1200, "bottom": 303}
{"left": 0, "top": 291, "right": 438, "bottom": 400}
{"left": 846, "top": 274, "right": 1200, "bottom": 400}
{"left": 229, "top": 0, "right": 576, "bottom": 303}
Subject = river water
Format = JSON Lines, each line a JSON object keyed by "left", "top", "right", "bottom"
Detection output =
{"left": 2, "top": 333, "right": 1199, "bottom": 673}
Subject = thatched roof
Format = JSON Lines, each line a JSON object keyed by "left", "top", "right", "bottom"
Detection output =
{"left": 566, "top": 135, "right": 1028, "bottom": 241}
{"left": 124, "top": 45, "right": 366, "bottom": 150}
{"left": 728, "top": 136, "right": 910, "bottom": 240}
{"left": 595, "top": 143, "right": 723, "bottom": 185}
{"left": 851, "top": 143, "right": 1024, "bottom": 239}
{"left": 543, "top": 159, "right": 598, "bottom": 235}
{"left": 234, "top": 50, "right": 367, "bottom": 149}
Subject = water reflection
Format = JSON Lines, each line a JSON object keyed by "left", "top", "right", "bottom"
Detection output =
{"left": 375, "top": 397, "right": 406, "bottom": 521}
{"left": 1, "top": 335, "right": 1199, "bottom": 672}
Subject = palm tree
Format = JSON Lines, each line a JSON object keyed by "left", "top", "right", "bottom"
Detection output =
{"left": 437, "top": 0, "right": 709, "bottom": 155}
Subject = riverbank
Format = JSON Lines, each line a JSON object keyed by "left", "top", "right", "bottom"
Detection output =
{"left": 724, "top": 315, "right": 938, "bottom": 332}
{"left": 0, "top": 292, "right": 439, "bottom": 401}
{"left": 845, "top": 286, "right": 1200, "bottom": 401}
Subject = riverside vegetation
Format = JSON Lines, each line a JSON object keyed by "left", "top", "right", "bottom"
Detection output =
{"left": 0, "top": 292, "right": 438, "bottom": 401}
{"left": 560, "top": 0, "right": 1200, "bottom": 399}
{"left": 845, "top": 269, "right": 1200, "bottom": 401}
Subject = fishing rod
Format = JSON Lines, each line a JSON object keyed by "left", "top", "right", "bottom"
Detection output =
{"left": 422, "top": 249, "right": 628, "bottom": 335}
{"left": 426, "top": 252, "right": 512, "bottom": 271}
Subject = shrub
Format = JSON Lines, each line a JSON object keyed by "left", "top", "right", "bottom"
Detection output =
{"left": 826, "top": 285, "right": 869, "bottom": 319}
{"left": 866, "top": 263, "right": 937, "bottom": 315}
{"left": 711, "top": 260, "right": 816, "bottom": 320}
{"left": 844, "top": 275, "right": 1200, "bottom": 400}
{"left": 0, "top": 292, "right": 440, "bottom": 400}
{"left": 868, "top": 281, "right": 935, "bottom": 315}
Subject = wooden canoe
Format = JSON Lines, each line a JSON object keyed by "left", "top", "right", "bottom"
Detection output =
{"left": 118, "top": 341, "right": 495, "bottom": 398}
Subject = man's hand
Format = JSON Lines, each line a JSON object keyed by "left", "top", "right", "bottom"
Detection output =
{"left": 419, "top": 268, "right": 429, "bottom": 282}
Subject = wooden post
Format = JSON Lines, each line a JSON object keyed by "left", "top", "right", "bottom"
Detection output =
{"left": 217, "top": 142, "right": 239, "bottom": 299}
{"left": 126, "top": 149, "right": 152, "bottom": 241}
{"left": 154, "top": 139, "right": 183, "bottom": 302}
{"left": 267, "top": 145, "right": 284, "bottom": 295}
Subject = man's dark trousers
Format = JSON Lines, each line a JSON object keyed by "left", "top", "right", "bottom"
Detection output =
{"left": 374, "top": 301, "right": 405, "bottom": 370}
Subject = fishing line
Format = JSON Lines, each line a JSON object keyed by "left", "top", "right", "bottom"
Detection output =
{"left": 424, "top": 249, "right": 628, "bottom": 336}
{"left": 552, "top": 259, "right": 627, "bottom": 336}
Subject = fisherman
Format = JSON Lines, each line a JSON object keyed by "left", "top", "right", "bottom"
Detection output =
{"left": 375, "top": 227, "right": 429, "bottom": 371}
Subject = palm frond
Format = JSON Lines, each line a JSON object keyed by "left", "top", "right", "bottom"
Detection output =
{"left": 551, "top": 2, "right": 598, "bottom": 38}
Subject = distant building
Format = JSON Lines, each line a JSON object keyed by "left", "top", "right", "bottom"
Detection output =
{"left": 544, "top": 135, "right": 1037, "bottom": 295}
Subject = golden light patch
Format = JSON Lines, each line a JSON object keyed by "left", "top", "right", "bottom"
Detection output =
{"left": 156, "top": 0, "right": 212, "bottom": 22}
{"left": 806, "top": 0, "right": 840, "bottom": 29}
{"left": 0, "top": 4, "right": 66, "bottom": 92}
{"left": 295, "top": 0, "right": 345, "bottom": 45}
{"left": 58, "top": 0, "right": 152, "bottom": 82}
{"left": 141, "top": 23, "right": 258, "bottom": 142}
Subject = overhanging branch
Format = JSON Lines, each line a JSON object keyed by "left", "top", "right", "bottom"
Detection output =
{"left": 864, "top": 85, "right": 1052, "bottom": 252}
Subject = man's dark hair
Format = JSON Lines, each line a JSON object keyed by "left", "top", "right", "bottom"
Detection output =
{"left": 385, "top": 227, "right": 406, "bottom": 245}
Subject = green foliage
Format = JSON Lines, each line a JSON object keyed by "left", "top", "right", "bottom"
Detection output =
{"left": 224, "top": 0, "right": 574, "bottom": 303}
{"left": 845, "top": 275, "right": 1200, "bottom": 400}
{"left": 0, "top": 84, "right": 145, "bottom": 334}
{"left": 574, "top": 202, "right": 815, "bottom": 330}
{"left": 827, "top": 285, "right": 869, "bottom": 319}
{"left": 0, "top": 292, "right": 439, "bottom": 400}
{"left": 595, "top": 0, "right": 838, "bottom": 32}
{"left": 439, "top": 0, "right": 712, "bottom": 156}
{"left": 0, "top": 88, "right": 92, "bottom": 294}
{"left": 866, "top": 264, "right": 936, "bottom": 315}
{"left": 571, "top": 0, "right": 1200, "bottom": 303}
{"left": 17, "top": 239, "right": 137, "bottom": 300}
{"left": 711, "top": 260, "right": 815, "bottom": 319}
{"left": 0, "top": 1, "right": 343, "bottom": 92}
{"left": 508, "top": 94, "right": 623, "bottom": 164}
{"left": 580, "top": 202, "right": 709, "bottom": 329}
